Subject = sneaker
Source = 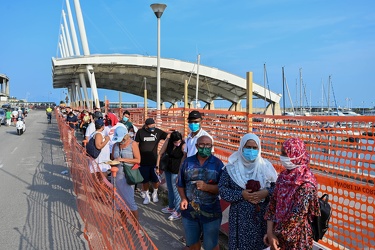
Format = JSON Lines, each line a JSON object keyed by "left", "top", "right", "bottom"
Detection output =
{"left": 168, "top": 211, "right": 181, "bottom": 221}
{"left": 140, "top": 191, "right": 146, "bottom": 199}
{"left": 161, "top": 207, "right": 175, "bottom": 214}
{"left": 143, "top": 192, "right": 150, "bottom": 205}
{"left": 152, "top": 191, "right": 159, "bottom": 203}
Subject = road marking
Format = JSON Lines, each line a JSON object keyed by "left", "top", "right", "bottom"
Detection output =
{"left": 11, "top": 147, "right": 18, "bottom": 154}
{"left": 0, "top": 164, "right": 3, "bottom": 168}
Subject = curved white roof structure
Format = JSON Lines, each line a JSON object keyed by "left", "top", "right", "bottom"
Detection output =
{"left": 52, "top": 54, "right": 281, "bottom": 106}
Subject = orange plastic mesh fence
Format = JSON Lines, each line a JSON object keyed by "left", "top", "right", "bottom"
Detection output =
{"left": 56, "top": 111, "right": 157, "bottom": 250}
{"left": 137, "top": 108, "right": 374, "bottom": 250}
{"left": 59, "top": 107, "right": 374, "bottom": 249}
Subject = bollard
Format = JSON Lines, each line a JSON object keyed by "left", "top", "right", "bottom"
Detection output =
{"left": 110, "top": 165, "right": 119, "bottom": 225}
{"left": 108, "top": 162, "right": 120, "bottom": 246}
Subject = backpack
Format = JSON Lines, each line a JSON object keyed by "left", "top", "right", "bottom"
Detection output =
{"left": 86, "top": 132, "right": 101, "bottom": 158}
{"left": 311, "top": 193, "right": 332, "bottom": 241}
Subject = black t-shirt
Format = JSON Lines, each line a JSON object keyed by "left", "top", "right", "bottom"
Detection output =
{"left": 166, "top": 141, "right": 185, "bottom": 174}
{"left": 66, "top": 115, "right": 78, "bottom": 128}
{"left": 135, "top": 127, "right": 168, "bottom": 166}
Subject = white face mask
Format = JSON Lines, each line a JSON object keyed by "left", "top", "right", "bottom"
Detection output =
{"left": 279, "top": 156, "right": 298, "bottom": 170}
{"left": 279, "top": 152, "right": 306, "bottom": 170}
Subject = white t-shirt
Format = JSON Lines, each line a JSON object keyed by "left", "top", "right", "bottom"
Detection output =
{"left": 184, "top": 128, "right": 214, "bottom": 157}
{"left": 107, "top": 123, "right": 127, "bottom": 153}
{"left": 85, "top": 122, "right": 95, "bottom": 139}
{"left": 89, "top": 129, "right": 111, "bottom": 173}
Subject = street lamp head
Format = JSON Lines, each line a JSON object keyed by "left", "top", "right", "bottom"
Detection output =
{"left": 150, "top": 3, "right": 167, "bottom": 18}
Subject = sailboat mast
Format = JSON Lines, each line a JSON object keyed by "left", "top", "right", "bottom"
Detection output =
{"left": 321, "top": 79, "right": 324, "bottom": 113}
{"left": 264, "top": 63, "right": 267, "bottom": 112}
{"left": 299, "top": 68, "right": 303, "bottom": 114}
{"left": 327, "top": 75, "right": 331, "bottom": 112}
{"left": 282, "top": 66, "right": 285, "bottom": 115}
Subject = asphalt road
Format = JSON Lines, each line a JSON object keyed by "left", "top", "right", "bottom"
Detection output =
{"left": 0, "top": 110, "right": 88, "bottom": 249}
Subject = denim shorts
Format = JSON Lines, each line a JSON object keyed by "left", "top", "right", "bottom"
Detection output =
{"left": 182, "top": 217, "right": 222, "bottom": 249}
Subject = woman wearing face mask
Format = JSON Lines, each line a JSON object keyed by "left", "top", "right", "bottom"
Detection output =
{"left": 263, "top": 137, "right": 320, "bottom": 250}
{"left": 218, "top": 133, "right": 278, "bottom": 250}
{"left": 156, "top": 131, "right": 186, "bottom": 221}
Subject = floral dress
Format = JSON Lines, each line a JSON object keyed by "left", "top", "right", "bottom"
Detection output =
{"left": 219, "top": 168, "right": 275, "bottom": 250}
{"left": 264, "top": 182, "right": 320, "bottom": 250}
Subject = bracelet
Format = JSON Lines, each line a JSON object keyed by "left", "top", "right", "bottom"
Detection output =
{"left": 155, "top": 166, "right": 159, "bottom": 169}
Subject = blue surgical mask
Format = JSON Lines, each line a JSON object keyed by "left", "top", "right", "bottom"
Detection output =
{"left": 122, "top": 117, "right": 128, "bottom": 122}
{"left": 242, "top": 148, "right": 259, "bottom": 162}
{"left": 188, "top": 123, "right": 200, "bottom": 132}
{"left": 149, "top": 127, "right": 155, "bottom": 133}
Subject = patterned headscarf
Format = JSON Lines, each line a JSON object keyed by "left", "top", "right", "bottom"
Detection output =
{"left": 274, "top": 138, "right": 317, "bottom": 222}
{"left": 283, "top": 137, "right": 310, "bottom": 166}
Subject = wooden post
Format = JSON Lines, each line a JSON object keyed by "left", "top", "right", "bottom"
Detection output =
{"left": 246, "top": 71, "right": 253, "bottom": 133}
{"left": 184, "top": 79, "right": 188, "bottom": 138}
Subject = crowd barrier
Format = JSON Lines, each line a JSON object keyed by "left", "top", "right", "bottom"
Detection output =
{"left": 56, "top": 110, "right": 157, "bottom": 250}
{"left": 126, "top": 108, "right": 374, "bottom": 250}
{"left": 59, "top": 107, "right": 374, "bottom": 250}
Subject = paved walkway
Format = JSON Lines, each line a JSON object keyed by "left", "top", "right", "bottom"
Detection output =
{"left": 135, "top": 188, "right": 228, "bottom": 250}
{"left": 0, "top": 110, "right": 88, "bottom": 249}
{"left": 135, "top": 188, "right": 187, "bottom": 249}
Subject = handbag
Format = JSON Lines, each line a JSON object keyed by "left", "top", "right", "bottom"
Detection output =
{"left": 246, "top": 179, "right": 261, "bottom": 212}
{"left": 159, "top": 153, "right": 169, "bottom": 171}
{"left": 123, "top": 163, "right": 144, "bottom": 185}
{"left": 246, "top": 179, "right": 260, "bottom": 191}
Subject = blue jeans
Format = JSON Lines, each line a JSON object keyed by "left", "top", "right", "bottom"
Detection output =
{"left": 182, "top": 217, "right": 222, "bottom": 249}
{"left": 165, "top": 171, "right": 181, "bottom": 213}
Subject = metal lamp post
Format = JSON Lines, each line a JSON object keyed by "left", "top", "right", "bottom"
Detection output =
{"left": 362, "top": 101, "right": 365, "bottom": 115}
{"left": 150, "top": 3, "right": 167, "bottom": 113}
{"left": 88, "top": 67, "right": 94, "bottom": 110}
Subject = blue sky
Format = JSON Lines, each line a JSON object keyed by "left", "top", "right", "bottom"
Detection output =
{"left": 0, "top": 0, "right": 374, "bottom": 109}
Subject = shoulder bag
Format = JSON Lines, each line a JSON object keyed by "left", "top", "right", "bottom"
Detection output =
{"left": 86, "top": 132, "right": 101, "bottom": 158}
{"left": 123, "top": 163, "right": 143, "bottom": 185}
{"left": 118, "top": 143, "right": 144, "bottom": 185}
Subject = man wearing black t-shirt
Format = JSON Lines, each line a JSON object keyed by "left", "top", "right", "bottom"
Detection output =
{"left": 135, "top": 118, "right": 168, "bottom": 205}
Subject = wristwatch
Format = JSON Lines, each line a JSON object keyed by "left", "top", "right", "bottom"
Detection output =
{"left": 155, "top": 166, "right": 159, "bottom": 169}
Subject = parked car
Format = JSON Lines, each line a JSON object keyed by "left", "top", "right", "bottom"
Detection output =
{"left": 1, "top": 103, "right": 11, "bottom": 110}
{"left": 0, "top": 109, "right": 6, "bottom": 125}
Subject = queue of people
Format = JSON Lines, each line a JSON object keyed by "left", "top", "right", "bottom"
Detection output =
{"left": 58, "top": 107, "right": 320, "bottom": 250}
